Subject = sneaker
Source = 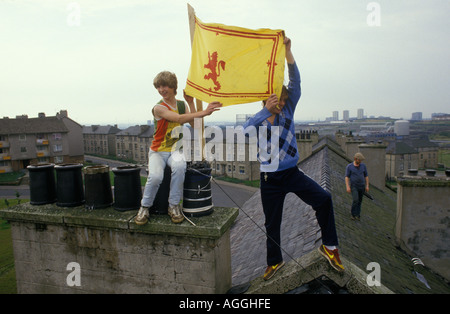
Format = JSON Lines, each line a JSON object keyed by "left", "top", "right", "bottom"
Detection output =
{"left": 263, "top": 261, "right": 285, "bottom": 281}
{"left": 135, "top": 206, "right": 149, "bottom": 225}
{"left": 168, "top": 204, "right": 184, "bottom": 224}
{"left": 318, "top": 245, "right": 345, "bottom": 272}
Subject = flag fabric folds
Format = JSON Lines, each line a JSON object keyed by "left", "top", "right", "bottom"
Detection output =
{"left": 185, "top": 16, "right": 286, "bottom": 107}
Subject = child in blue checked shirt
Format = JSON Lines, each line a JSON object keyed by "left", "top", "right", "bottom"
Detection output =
{"left": 243, "top": 37, "right": 344, "bottom": 280}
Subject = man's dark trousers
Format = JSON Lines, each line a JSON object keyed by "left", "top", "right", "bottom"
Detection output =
{"left": 260, "top": 166, "right": 339, "bottom": 266}
{"left": 351, "top": 186, "right": 364, "bottom": 217}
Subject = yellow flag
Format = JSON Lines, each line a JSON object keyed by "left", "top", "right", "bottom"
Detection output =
{"left": 185, "top": 16, "right": 285, "bottom": 106}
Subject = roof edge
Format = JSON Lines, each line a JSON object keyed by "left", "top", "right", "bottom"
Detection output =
{"left": 244, "top": 249, "right": 394, "bottom": 294}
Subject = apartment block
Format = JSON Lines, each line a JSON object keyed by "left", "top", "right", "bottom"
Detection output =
{"left": 83, "top": 125, "right": 121, "bottom": 156}
{"left": 116, "top": 125, "right": 154, "bottom": 165}
{"left": 0, "top": 111, "right": 83, "bottom": 173}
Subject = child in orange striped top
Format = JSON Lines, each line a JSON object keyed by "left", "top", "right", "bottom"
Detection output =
{"left": 135, "top": 71, "right": 221, "bottom": 225}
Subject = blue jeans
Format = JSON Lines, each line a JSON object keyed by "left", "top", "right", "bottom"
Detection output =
{"left": 141, "top": 150, "right": 186, "bottom": 208}
{"left": 260, "top": 167, "right": 339, "bottom": 266}
{"left": 351, "top": 186, "right": 364, "bottom": 217}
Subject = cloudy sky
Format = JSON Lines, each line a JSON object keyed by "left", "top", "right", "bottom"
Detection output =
{"left": 1, "top": 0, "right": 449, "bottom": 126}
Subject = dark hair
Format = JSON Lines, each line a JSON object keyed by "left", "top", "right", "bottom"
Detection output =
{"left": 262, "top": 86, "right": 288, "bottom": 106}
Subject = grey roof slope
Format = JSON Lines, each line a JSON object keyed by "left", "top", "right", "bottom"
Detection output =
{"left": 0, "top": 116, "right": 68, "bottom": 135}
{"left": 230, "top": 136, "right": 450, "bottom": 293}
{"left": 116, "top": 125, "right": 154, "bottom": 137}
{"left": 82, "top": 125, "right": 121, "bottom": 134}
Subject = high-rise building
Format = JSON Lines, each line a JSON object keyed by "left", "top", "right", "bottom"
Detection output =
{"left": 332, "top": 111, "right": 339, "bottom": 121}
{"left": 343, "top": 110, "right": 349, "bottom": 121}
{"left": 411, "top": 112, "right": 422, "bottom": 121}
{"left": 357, "top": 108, "right": 364, "bottom": 119}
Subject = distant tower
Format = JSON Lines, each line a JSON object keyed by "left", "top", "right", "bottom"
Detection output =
{"left": 332, "top": 111, "right": 339, "bottom": 121}
{"left": 411, "top": 112, "right": 422, "bottom": 121}
{"left": 357, "top": 108, "right": 364, "bottom": 119}
{"left": 343, "top": 110, "right": 349, "bottom": 121}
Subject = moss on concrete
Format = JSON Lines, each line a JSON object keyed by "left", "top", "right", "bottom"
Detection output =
{"left": 0, "top": 203, "right": 239, "bottom": 240}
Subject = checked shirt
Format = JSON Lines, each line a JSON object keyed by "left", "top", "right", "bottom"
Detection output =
{"left": 244, "top": 62, "right": 301, "bottom": 172}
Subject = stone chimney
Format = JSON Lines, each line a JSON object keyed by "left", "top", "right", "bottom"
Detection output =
{"left": 296, "top": 130, "right": 313, "bottom": 162}
{"left": 395, "top": 175, "right": 450, "bottom": 281}
{"left": 57, "top": 110, "right": 68, "bottom": 119}
{"left": 344, "top": 137, "right": 365, "bottom": 160}
{"left": 358, "top": 142, "right": 387, "bottom": 190}
{"left": 140, "top": 125, "right": 150, "bottom": 134}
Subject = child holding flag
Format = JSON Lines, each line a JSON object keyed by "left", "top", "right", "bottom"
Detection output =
{"left": 244, "top": 37, "right": 344, "bottom": 280}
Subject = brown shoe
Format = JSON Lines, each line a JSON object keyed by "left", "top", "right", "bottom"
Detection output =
{"left": 168, "top": 204, "right": 184, "bottom": 224}
{"left": 135, "top": 206, "right": 149, "bottom": 225}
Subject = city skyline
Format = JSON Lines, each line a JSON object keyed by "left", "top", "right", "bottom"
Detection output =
{"left": 1, "top": 0, "right": 449, "bottom": 125}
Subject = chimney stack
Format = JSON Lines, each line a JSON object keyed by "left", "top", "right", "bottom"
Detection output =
{"left": 358, "top": 142, "right": 387, "bottom": 190}
{"left": 395, "top": 175, "right": 450, "bottom": 281}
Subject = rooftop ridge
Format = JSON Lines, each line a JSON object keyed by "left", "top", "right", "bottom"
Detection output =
{"left": 319, "top": 149, "right": 332, "bottom": 192}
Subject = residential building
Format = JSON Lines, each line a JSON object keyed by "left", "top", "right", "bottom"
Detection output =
{"left": 0, "top": 111, "right": 83, "bottom": 173}
{"left": 209, "top": 127, "right": 260, "bottom": 181}
{"left": 406, "top": 137, "right": 439, "bottom": 169}
{"left": 116, "top": 125, "right": 154, "bottom": 164}
{"left": 83, "top": 125, "right": 121, "bottom": 156}
{"left": 385, "top": 141, "right": 419, "bottom": 179}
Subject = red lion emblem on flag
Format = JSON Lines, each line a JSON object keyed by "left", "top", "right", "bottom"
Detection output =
{"left": 204, "top": 51, "right": 226, "bottom": 91}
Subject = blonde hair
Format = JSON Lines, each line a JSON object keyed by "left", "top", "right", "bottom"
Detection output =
{"left": 354, "top": 152, "right": 365, "bottom": 161}
{"left": 153, "top": 71, "right": 178, "bottom": 95}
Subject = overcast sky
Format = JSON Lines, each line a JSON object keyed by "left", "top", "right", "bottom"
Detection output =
{"left": 1, "top": 0, "right": 449, "bottom": 126}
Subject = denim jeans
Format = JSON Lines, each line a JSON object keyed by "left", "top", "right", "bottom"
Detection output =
{"left": 141, "top": 150, "right": 187, "bottom": 208}
{"left": 260, "top": 167, "right": 339, "bottom": 266}
{"left": 351, "top": 186, "right": 364, "bottom": 217}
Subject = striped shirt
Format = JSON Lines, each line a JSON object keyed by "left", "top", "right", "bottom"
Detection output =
{"left": 150, "top": 100, "right": 186, "bottom": 152}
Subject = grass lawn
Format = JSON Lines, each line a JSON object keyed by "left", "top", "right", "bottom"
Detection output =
{"left": 0, "top": 172, "right": 24, "bottom": 184}
{"left": 0, "top": 199, "right": 23, "bottom": 294}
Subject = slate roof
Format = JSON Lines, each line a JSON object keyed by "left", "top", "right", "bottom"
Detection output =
{"left": 230, "top": 136, "right": 450, "bottom": 293}
{"left": 82, "top": 125, "right": 121, "bottom": 135}
{"left": 0, "top": 116, "right": 68, "bottom": 135}
{"left": 116, "top": 125, "right": 154, "bottom": 137}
